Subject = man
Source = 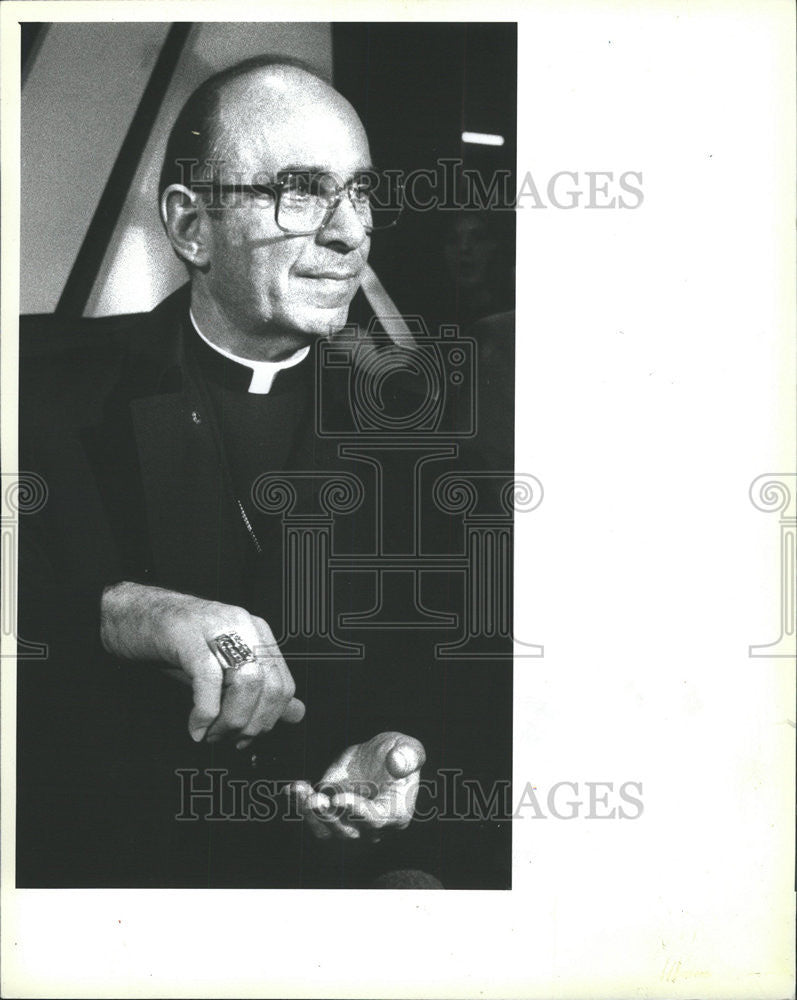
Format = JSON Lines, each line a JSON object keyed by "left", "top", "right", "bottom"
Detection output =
{"left": 18, "top": 56, "right": 511, "bottom": 888}
{"left": 106, "top": 58, "right": 427, "bottom": 827}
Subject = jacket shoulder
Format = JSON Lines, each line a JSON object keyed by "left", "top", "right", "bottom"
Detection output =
{"left": 20, "top": 285, "right": 188, "bottom": 377}
{"left": 19, "top": 313, "right": 147, "bottom": 424}
{"left": 19, "top": 287, "right": 189, "bottom": 422}
{"left": 20, "top": 310, "right": 150, "bottom": 366}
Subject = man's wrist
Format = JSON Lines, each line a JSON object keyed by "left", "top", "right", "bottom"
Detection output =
{"left": 100, "top": 580, "right": 169, "bottom": 659}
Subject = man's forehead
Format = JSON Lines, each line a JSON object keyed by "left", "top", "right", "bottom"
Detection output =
{"left": 217, "top": 71, "right": 371, "bottom": 176}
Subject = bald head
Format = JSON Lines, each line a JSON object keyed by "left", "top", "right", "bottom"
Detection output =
{"left": 160, "top": 57, "right": 369, "bottom": 195}
{"left": 216, "top": 65, "right": 369, "bottom": 183}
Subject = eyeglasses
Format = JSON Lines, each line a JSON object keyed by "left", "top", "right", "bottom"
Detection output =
{"left": 198, "top": 170, "right": 403, "bottom": 235}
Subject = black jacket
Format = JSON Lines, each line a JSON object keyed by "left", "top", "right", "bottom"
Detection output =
{"left": 17, "top": 286, "right": 512, "bottom": 888}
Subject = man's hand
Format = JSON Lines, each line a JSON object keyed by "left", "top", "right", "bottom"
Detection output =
{"left": 287, "top": 732, "right": 426, "bottom": 840}
{"left": 100, "top": 581, "right": 304, "bottom": 747}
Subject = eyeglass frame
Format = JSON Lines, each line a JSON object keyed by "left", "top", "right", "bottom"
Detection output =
{"left": 189, "top": 169, "right": 404, "bottom": 236}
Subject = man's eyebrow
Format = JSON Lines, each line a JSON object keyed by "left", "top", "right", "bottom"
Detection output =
{"left": 276, "top": 165, "right": 323, "bottom": 176}
{"left": 275, "top": 164, "right": 376, "bottom": 179}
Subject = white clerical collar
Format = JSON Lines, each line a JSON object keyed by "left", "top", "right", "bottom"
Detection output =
{"left": 190, "top": 309, "right": 310, "bottom": 394}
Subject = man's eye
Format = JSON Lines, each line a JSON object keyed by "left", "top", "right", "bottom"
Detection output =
{"left": 250, "top": 185, "right": 276, "bottom": 203}
{"left": 283, "top": 175, "right": 313, "bottom": 199}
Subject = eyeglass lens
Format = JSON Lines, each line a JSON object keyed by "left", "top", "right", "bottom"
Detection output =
{"left": 276, "top": 173, "right": 401, "bottom": 233}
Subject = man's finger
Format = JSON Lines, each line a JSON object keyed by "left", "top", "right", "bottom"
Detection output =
{"left": 234, "top": 685, "right": 271, "bottom": 749}
{"left": 252, "top": 619, "right": 304, "bottom": 726}
{"left": 285, "top": 783, "right": 331, "bottom": 840}
{"left": 307, "top": 791, "right": 361, "bottom": 839}
{"left": 236, "top": 695, "right": 305, "bottom": 749}
{"left": 239, "top": 672, "right": 287, "bottom": 736}
{"left": 330, "top": 792, "right": 391, "bottom": 829}
{"left": 280, "top": 697, "right": 306, "bottom": 724}
{"left": 325, "top": 818, "right": 361, "bottom": 840}
{"left": 205, "top": 662, "right": 263, "bottom": 741}
{"left": 182, "top": 646, "right": 223, "bottom": 742}
{"left": 318, "top": 778, "right": 378, "bottom": 799}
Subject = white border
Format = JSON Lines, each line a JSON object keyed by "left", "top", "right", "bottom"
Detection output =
{"left": 2, "top": 3, "right": 795, "bottom": 998}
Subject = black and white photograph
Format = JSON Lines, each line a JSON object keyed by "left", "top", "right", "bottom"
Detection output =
{"left": 15, "top": 19, "right": 517, "bottom": 893}
{"left": 1, "top": 2, "right": 794, "bottom": 998}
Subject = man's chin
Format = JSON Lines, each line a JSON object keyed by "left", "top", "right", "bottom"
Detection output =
{"left": 295, "top": 304, "right": 353, "bottom": 340}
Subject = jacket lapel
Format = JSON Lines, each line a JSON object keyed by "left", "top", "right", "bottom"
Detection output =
{"left": 84, "top": 287, "right": 249, "bottom": 605}
{"left": 130, "top": 390, "right": 248, "bottom": 603}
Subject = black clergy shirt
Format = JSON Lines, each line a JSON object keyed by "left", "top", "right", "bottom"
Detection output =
{"left": 186, "top": 318, "right": 314, "bottom": 625}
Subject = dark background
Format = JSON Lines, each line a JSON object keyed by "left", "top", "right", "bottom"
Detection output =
{"left": 334, "top": 22, "right": 517, "bottom": 331}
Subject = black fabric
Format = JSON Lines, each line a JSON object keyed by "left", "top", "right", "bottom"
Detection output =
{"left": 17, "top": 285, "right": 512, "bottom": 889}
{"left": 187, "top": 328, "right": 315, "bottom": 618}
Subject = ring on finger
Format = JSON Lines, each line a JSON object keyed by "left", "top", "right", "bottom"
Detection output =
{"left": 211, "top": 631, "right": 257, "bottom": 675}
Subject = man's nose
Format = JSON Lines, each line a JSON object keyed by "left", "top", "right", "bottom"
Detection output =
{"left": 316, "top": 192, "right": 369, "bottom": 251}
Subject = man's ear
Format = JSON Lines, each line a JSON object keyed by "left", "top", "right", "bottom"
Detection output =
{"left": 160, "top": 184, "right": 210, "bottom": 268}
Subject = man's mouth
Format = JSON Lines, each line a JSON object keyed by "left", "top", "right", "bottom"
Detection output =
{"left": 294, "top": 270, "right": 361, "bottom": 306}
{"left": 298, "top": 270, "right": 360, "bottom": 281}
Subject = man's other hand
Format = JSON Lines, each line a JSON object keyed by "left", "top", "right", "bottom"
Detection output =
{"left": 286, "top": 732, "right": 426, "bottom": 840}
{"left": 100, "top": 581, "right": 304, "bottom": 747}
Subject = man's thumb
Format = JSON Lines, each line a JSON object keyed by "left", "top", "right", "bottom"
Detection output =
{"left": 386, "top": 739, "right": 425, "bottom": 779}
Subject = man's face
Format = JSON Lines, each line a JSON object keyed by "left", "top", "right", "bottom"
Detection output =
{"left": 443, "top": 216, "right": 496, "bottom": 287}
{"left": 200, "top": 75, "right": 372, "bottom": 344}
